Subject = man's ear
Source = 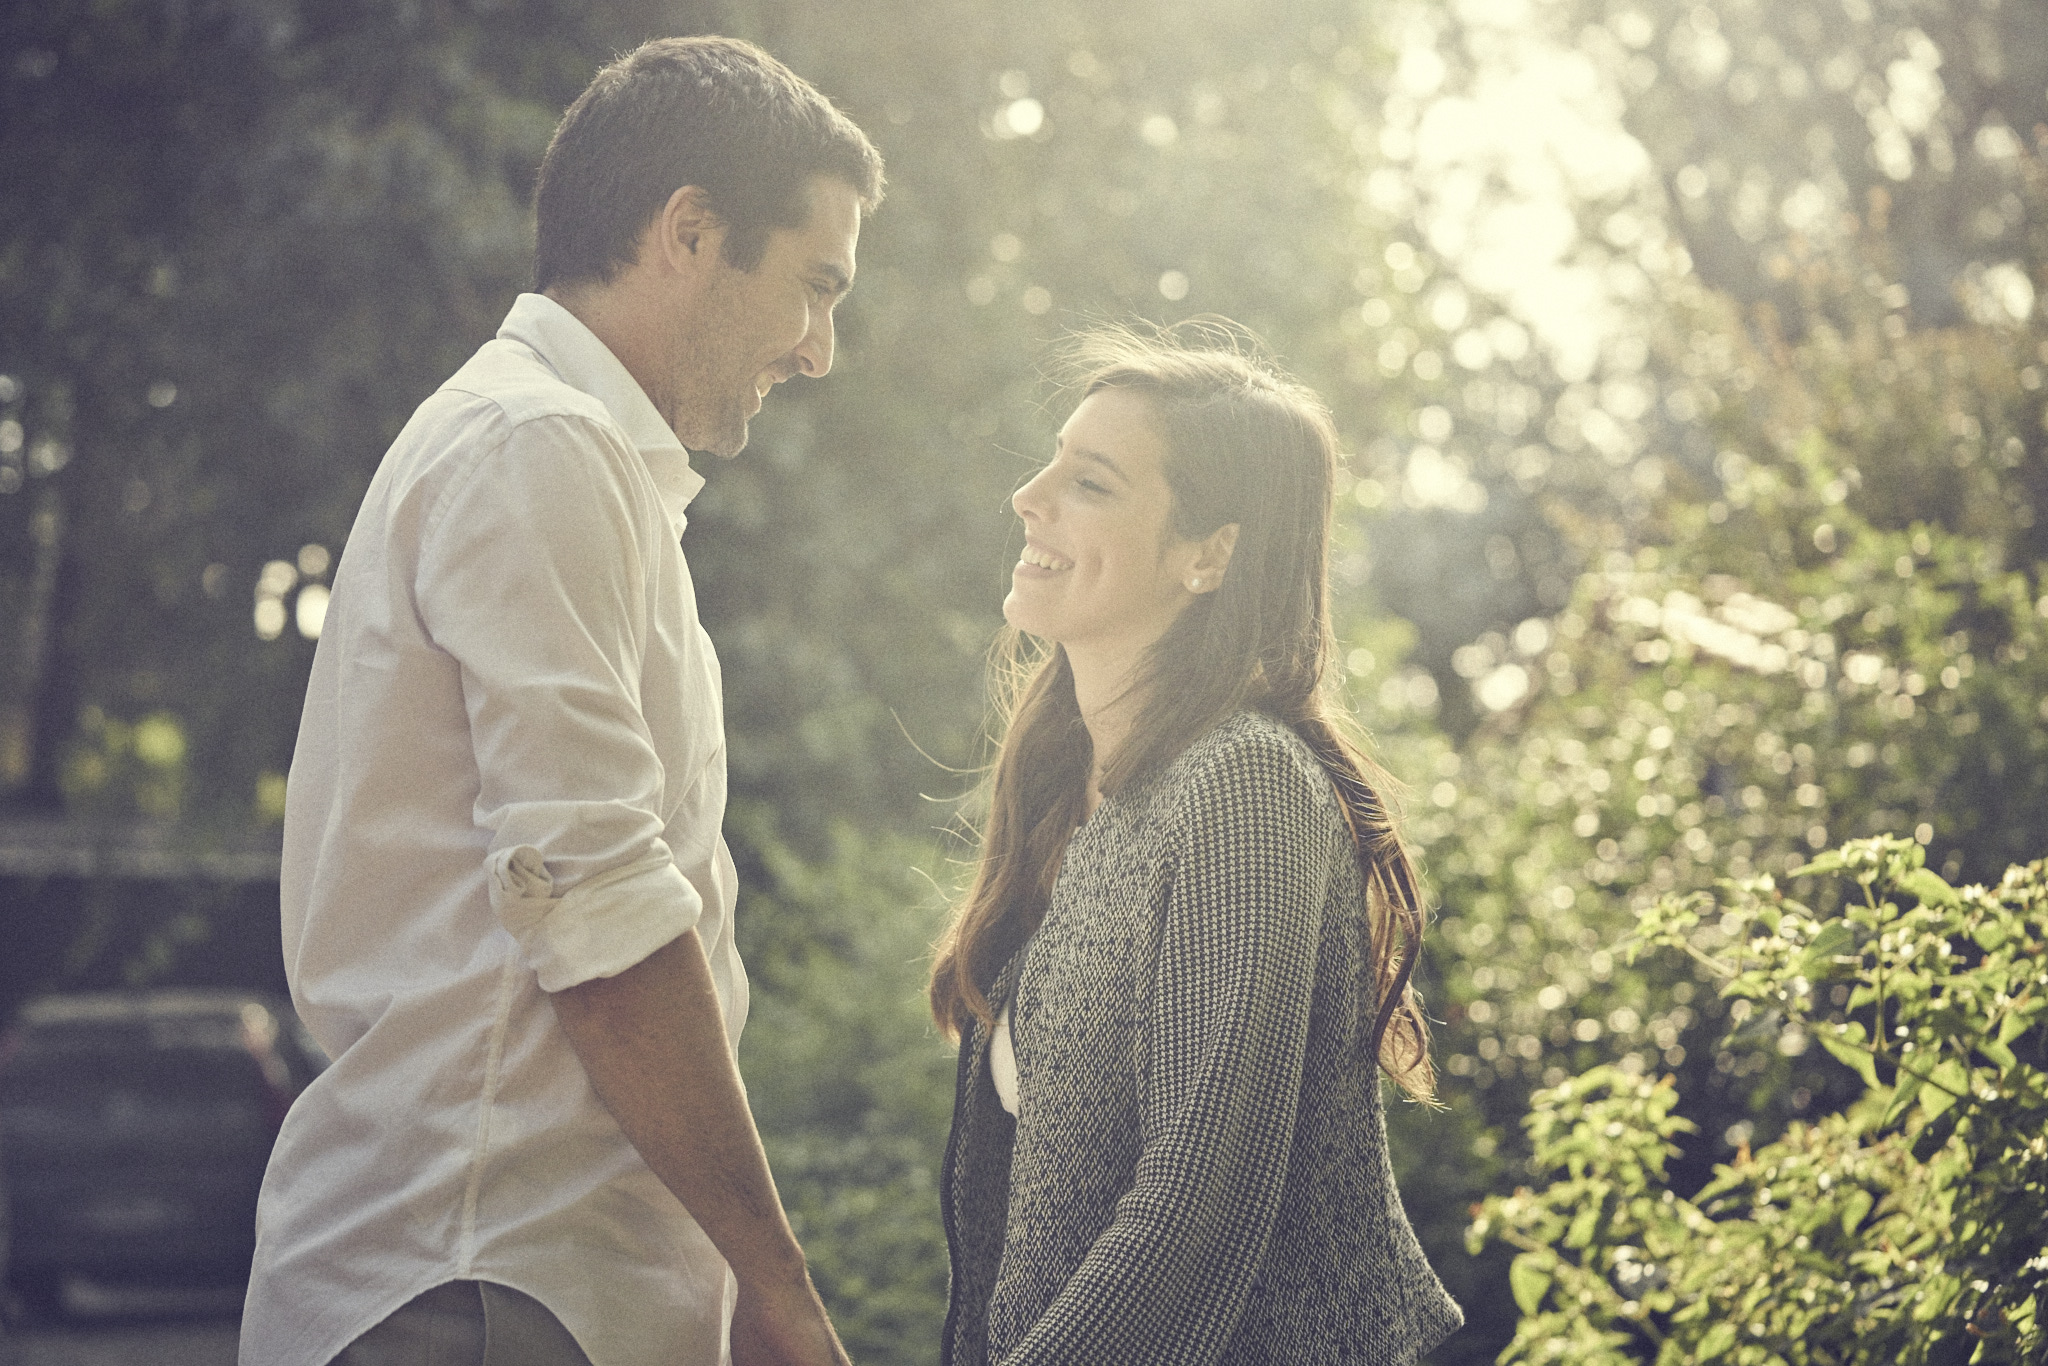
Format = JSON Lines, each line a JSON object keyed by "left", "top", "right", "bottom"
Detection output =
{"left": 1184, "top": 523, "right": 1240, "bottom": 595}
{"left": 650, "top": 185, "right": 726, "bottom": 272}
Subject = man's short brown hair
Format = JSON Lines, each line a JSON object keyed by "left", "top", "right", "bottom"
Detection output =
{"left": 533, "top": 36, "right": 883, "bottom": 289}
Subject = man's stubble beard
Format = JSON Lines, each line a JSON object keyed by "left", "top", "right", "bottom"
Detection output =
{"left": 666, "top": 344, "right": 752, "bottom": 458}
{"left": 686, "top": 409, "right": 750, "bottom": 458}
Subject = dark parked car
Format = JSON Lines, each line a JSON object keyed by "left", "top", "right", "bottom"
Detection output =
{"left": 0, "top": 989, "right": 326, "bottom": 1317}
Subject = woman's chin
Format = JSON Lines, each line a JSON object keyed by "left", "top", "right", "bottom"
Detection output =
{"left": 1002, "top": 596, "right": 1061, "bottom": 643}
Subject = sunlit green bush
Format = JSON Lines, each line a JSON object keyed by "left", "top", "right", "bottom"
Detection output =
{"left": 1470, "top": 835, "right": 2048, "bottom": 1365}
{"left": 1396, "top": 207, "right": 2048, "bottom": 1361}
{"left": 726, "top": 804, "right": 957, "bottom": 1366}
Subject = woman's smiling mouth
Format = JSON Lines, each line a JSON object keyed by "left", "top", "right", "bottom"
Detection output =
{"left": 1018, "top": 541, "right": 1074, "bottom": 573}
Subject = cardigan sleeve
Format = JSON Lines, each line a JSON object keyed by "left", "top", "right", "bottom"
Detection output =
{"left": 997, "top": 729, "right": 1333, "bottom": 1365}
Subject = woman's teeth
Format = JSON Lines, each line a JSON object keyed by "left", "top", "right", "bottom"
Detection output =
{"left": 1021, "top": 545, "right": 1073, "bottom": 571}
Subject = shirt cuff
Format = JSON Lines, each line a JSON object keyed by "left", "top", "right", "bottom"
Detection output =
{"left": 488, "top": 844, "right": 703, "bottom": 992}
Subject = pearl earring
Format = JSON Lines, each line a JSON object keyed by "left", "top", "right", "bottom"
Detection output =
{"left": 1188, "top": 577, "right": 1204, "bottom": 592}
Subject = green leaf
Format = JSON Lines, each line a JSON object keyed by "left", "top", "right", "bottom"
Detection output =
{"left": 1565, "top": 1199, "right": 1602, "bottom": 1249}
{"left": 1998, "top": 1003, "right": 2040, "bottom": 1046}
{"left": 1972, "top": 918, "right": 2009, "bottom": 952}
{"left": 1509, "top": 1253, "right": 1554, "bottom": 1316}
{"left": 1901, "top": 868, "right": 1960, "bottom": 908}
{"left": 1918, "top": 1058, "right": 1971, "bottom": 1119}
{"left": 1881, "top": 1068, "right": 1924, "bottom": 1126}
{"left": 1801, "top": 920, "right": 1857, "bottom": 968}
{"left": 1924, "top": 1006, "right": 1975, "bottom": 1041}
{"left": 1913, "top": 1272, "right": 1962, "bottom": 1322}
{"left": 1912, "top": 1107, "right": 1961, "bottom": 1162}
{"left": 1794, "top": 850, "right": 1846, "bottom": 877}
{"left": 1697, "top": 1321, "right": 1739, "bottom": 1357}
{"left": 1840, "top": 1187, "right": 1874, "bottom": 1234}
{"left": 1980, "top": 1036, "right": 2017, "bottom": 1074}
{"left": 1819, "top": 1022, "right": 1879, "bottom": 1089}
{"left": 1727, "top": 972, "right": 1773, "bottom": 1001}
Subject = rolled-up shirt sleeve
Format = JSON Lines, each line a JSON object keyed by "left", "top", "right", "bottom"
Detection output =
{"left": 416, "top": 411, "right": 700, "bottom": 992}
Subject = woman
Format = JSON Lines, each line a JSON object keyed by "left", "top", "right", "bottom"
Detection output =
{"left": 929, "top": 323, "right": 1463, "bottom": 1365}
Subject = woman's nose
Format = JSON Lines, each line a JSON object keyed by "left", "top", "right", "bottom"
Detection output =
{"left": 1012, "top": 467, "right": 1051, "bottom": 519}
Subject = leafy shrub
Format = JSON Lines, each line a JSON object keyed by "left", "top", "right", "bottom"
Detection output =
{"left": 1470, "top": 836, "right": 2048, "bottom": 1364}
{"left": 1394, "top": 221, "right": 2048, "bottom": 1360}
{"left": 728, "top": 805, "right": 958, "bottom": 1366}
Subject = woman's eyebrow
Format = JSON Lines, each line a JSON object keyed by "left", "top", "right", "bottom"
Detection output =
{"left": 1057, "top": 439, "right": 1129, "bottom": 484}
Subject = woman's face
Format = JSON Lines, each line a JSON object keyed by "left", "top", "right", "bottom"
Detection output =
{"left": 1004, "top": 387, "right": 1215, "bottom": 665}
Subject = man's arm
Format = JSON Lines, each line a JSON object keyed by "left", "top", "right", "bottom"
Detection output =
{"left": 550, "top": 929, "right": 849, "bottom": 1366}
{"left": 413, "top": 416, "right": 838, "bottom": 1358}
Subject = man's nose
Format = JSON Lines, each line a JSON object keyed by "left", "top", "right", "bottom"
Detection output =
{"left": 793, "top": 307, "right": 835, "bottom": 378}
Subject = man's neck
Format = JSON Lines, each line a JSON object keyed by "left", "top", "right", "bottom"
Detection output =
{"left": 544, "top": 281, "right": 675, "bottom": 430}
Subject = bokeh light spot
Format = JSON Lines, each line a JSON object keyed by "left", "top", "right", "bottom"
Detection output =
{"left": 296, "top": 583, "right": 330, "bottom": 639}
{"left": 254, "top": 597, "right": 287, "bottom": 640}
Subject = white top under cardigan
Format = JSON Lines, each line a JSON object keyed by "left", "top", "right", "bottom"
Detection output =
{"left": 243, "top": 294, "right": 747, "bottom": 1366}
{"left": 992, "top": 1006, "right": 1020, "bottom": 1116}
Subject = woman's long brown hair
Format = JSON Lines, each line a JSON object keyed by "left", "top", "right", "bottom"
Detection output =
{"left": 929, "top": 322, "right": 1435, "bottom": 1101}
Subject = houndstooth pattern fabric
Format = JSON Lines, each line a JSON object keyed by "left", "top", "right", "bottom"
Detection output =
{"left": 940, "top": 711, "right": 1463, "bottom": 1366}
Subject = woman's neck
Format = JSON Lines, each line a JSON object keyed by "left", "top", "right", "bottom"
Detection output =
{"left": 1065, "top": 642, "right": 1148, "bottom": 816}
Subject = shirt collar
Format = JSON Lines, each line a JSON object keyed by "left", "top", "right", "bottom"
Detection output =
{"left": 497, "top": 292, "right": 706, "bottom": 536}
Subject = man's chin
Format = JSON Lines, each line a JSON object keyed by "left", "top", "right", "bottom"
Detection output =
{"left": 680, "top": 416, "right": 749, "bottom": 459}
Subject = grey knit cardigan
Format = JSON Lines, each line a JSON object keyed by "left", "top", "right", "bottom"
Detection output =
{"left": 940, "top": 711, "right": 1463, "bottom": 1366}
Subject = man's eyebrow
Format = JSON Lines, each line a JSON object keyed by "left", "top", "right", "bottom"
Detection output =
{"left": 814, "top": 261, "right": 853, "bottom": 295}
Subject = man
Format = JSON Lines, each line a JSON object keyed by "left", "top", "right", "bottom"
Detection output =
{"left": 241, "top": 37, "right": 883, "bottom": 1366}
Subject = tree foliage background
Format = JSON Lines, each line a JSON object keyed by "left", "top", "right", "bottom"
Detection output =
{"left": 2, "top": 0, "right": 2044, "bottom": 1360}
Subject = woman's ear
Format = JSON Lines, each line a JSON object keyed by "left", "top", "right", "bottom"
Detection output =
{"left": 1183, "top": 523, "right": 1240, "bottom": 595}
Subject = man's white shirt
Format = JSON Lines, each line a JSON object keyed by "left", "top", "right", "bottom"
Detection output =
{"left": 242, "top": 293, "right": 747, "bottom": 1366}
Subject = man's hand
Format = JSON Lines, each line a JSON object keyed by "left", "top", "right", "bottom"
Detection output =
{"left": 730, "top": 1272, "right": 852, "bottom": 1366}
{"left": 549, "top": 930, "right": 848, "bottom": 1366}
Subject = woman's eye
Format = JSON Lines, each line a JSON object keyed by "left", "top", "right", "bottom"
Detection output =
{"left": 1075, "top": 478, "right": 1108, "bottom": 495}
